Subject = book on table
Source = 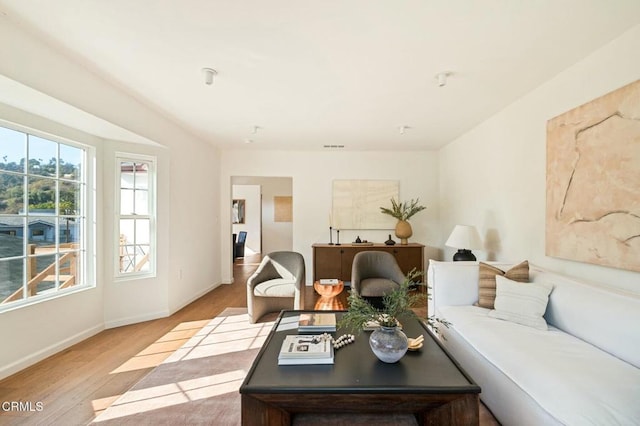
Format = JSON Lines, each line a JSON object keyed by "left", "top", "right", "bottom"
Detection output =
{"left": 298, "top": 312, "right": 337, "bottom": 332}
{"left": 318, "top": 278, "right": 340, "bottom": 285}
{"left": 278, "top": 335, "right": 334, "bottom": 365}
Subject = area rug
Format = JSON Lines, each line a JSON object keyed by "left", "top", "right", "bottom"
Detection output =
{"left": 92, "top": 308, "right": 274, "bottom": 425}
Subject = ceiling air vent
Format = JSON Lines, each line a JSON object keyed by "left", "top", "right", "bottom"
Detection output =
{"left": 323, "top": 144, "right": 345, "bottom": 149}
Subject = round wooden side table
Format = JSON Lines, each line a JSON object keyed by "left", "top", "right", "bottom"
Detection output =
{"left": 313, "top": 280, "right": 345, "bottom": 310}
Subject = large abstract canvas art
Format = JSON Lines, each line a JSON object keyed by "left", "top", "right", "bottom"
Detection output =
{"left": 332, "top": 180, "right": 399, "bottom": 230}
{"left": 546, "top": 79, "right": 640, "bottom": 272}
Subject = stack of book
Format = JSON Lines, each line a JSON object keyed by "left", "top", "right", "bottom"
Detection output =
{"left": 278, "top": 335, "right": 335, "bottom": 365}
{"left": 298, "top": 312, "right": 337, "bottom": 332}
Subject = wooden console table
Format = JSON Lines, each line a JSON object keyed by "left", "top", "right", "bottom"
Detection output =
{"left": 312, "top": 243, "right": 425, "bottom": 283}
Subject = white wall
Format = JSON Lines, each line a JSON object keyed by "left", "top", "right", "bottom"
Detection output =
{"left": 439, "top": 25, "right": 640, "bottom": 294}
{"left": 220, "top": 150, "right": 440, "bottom": 284}
{"left": 0, "top": 15, "right": 221, "bottom": 379}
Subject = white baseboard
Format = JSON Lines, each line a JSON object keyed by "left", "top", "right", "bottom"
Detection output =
{"left": 0, "top": 323, "right": 104, "bottom": 381}
{"left": 169, "top": 282, "right": 222, "bottom": 316}
{"left": 104, "top": 282, "right": 221, "bottom": 329}
{"left": 104, "top": 309, "right": 171, "bottom": 329}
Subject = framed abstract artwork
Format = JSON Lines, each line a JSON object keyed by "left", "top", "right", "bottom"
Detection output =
{"left": 546, "top": 79, "right": 640, "bottom": 272}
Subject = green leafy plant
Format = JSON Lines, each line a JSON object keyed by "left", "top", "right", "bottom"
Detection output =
{"left": 380, "top": 198, "right": 426, "bottom": 221}
{"left": 339, "top": 269, "right": 426, "bottom": 332}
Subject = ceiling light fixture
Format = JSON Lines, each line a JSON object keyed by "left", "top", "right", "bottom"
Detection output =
{"left": 435, "top": 71, "right": 451, "bottom": 87}
{"left": 244, "top": 139, "right": 254, "bottom": 144}
{"left": 202, "top": 68, "right": 217, "bottom": 85}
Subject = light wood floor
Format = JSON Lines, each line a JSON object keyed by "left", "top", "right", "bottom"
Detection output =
{"left": 0, "top": 253, "right": 498, "bottom": 425}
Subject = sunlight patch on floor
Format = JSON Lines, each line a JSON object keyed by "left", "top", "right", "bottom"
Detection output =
{"left": 96, "top": 310, "right": 274, "bottom": 419}
{"left": 91, "top": 394, "right": 122, "bottom": 417}
{"left": 109, "top": 319, "right": 209, "bottom": 374}
{"left": 93, "top": 370, "right": 247, "bottom": 422}
{"left": 164, "top": 313, "right": 274, "bottom": 364}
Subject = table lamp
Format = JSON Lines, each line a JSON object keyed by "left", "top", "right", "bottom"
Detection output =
{"left": 445, "top": 225, "right": 483, "bottom": 261}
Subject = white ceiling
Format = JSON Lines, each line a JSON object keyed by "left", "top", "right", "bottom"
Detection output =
{"left": 1, "top": 1, "right": 639, "bottom": 151}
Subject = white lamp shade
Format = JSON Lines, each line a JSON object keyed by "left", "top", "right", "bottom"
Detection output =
{"left": 445, "top": 225, "right": 483, "bottom": 250}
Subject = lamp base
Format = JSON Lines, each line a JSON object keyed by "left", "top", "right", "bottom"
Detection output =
{"left": 452, "top": 249, "right": 476, "bottom": 262}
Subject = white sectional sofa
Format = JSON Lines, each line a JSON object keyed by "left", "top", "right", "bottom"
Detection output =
{"left": 427, "top": 260, "right": 640, "bottom": 426}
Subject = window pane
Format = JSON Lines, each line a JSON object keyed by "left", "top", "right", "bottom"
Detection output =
{"left": 0, "top": 128, "right": 26, "bottom": 173}
{"left": 136, "top": 245, "right": 150, "bottom": 272}
{"left": 0, "top": 221, "right": 25, "bottom": 258}
{"left": 28, "top": 253, "right": 58, "bottom": 296}
{"left": 59, "top": 250, "right": 80, "bottom": 289}
{"left": 0, "top": 258, "right": 24, "bottom": 302}
{"left": 28, "top": 177, "right": 56, "bottom": 213}
{"left": 134, "top": 190, "right": 149, "bottom": 215}
{"left": 59, "top": 144, "right": 82, "bottom": 181}
{"left": 59, "top": 181, "right": 81, "bottom": 215}
{"left": 135, "top": 219, "right": 150, "bottom": 244}
{"left": 119, "top": 218, "right": 135, "bottom": 273}
{"left": 134, "top": 163, "right": 149, "bottom": 189}
{"left": 59, "top": 216, "right": 81, "bottom": 245}
{"left": 28, "top": 136, "right": 57, "bottom": 177}
{"left": 0, "top": 171, "right": 24, "bottom": 214}
{"left": 120, "top": 162, "right": 135, "bottom": 189}
{"left": 119, "top": 219, "right": 134, "bottom": 243}
{"left": 28, "top": 217, "right": 56, "bottom": 245}
{"left": 120, "top": 189, "right": 134, "bottom": 215}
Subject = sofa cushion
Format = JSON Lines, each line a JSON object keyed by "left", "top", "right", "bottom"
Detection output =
{"left": 531, "top": 266, "right": 640, "bottom": 369}
{"left": 488, "top": 275, "right": 553, "bottom": 330}
{"left": 439, "top": 305, "right": 640, "bottom": 425}
{"left": 253, "top": 279, "right": 297, "bottom": 297}
{"left": 478, "top": 260, "right": 529, "bottom": 308}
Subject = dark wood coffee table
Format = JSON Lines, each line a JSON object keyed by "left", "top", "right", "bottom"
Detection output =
{"left": 240, "top": 310, "right": 480, "bottom": 425}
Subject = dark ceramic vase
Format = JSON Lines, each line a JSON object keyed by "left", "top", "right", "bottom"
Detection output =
{"left": 385, "top": 234, "right": 395, "bottom": 245}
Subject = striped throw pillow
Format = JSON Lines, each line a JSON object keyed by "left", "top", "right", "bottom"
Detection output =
{"left": 477, "top": 260, "right": 529, "bottom": 309}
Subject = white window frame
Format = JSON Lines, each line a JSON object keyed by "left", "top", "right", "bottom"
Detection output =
{"left": 115, "top": 152, "right": 157, "bottom": 280}
{"left": 0, "top": 121, "right": 96, "bottom": 313}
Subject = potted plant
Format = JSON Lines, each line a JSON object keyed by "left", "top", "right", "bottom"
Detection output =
{"left": 339, "top": 269, "right": 425, "bottom": 363}
{"left": 380, "top": 198, "right": 426, "bottom": 244}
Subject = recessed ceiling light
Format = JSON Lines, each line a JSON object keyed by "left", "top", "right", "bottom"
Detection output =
{"left": 244, "top": 139, "right": 254, "bottom": 144}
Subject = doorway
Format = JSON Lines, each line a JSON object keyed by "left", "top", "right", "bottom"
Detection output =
{"left": 230, "top": 176, "right": 293, "bottom": 268}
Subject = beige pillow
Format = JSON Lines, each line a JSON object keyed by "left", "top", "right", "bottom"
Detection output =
{"left": 477, "top": 260, "right": 529, "bottom": 309}
{"left": 489, "top": 275, "right": 553, "bottom": 330}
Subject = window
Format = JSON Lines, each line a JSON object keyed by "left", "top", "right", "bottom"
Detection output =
{"left": 0, "top": 124, "right": 93, "bottom": 310}
{"left": 116, "top": 154, "right": 156, "bottom": 278}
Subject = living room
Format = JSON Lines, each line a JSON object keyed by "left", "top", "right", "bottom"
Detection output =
{"left": 1, "top": 2, "right": 639, "bottom": 423}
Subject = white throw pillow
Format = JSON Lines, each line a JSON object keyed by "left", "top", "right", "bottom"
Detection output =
{"left": 488, "top": 275, "right": 553, "bottom": 330}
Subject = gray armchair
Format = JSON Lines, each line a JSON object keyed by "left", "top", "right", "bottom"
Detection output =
{"left": 247, "top": 251, "right": 306, "bottom": 323}
{"left": 351, "top": 251, "right": 405, "bottom": 298}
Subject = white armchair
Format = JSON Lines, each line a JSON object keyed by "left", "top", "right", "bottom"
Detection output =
{"left": 246, "top": 251, "right": 306, "bottom": 323}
